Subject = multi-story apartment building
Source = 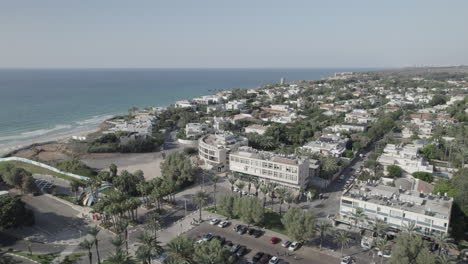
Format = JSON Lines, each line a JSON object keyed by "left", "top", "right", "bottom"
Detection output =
{"left": 229, "top": 146, "right": 319, "bottom": 190}
{"left": 345, "top": 109, "right": 376, "bottom": 124}
{"left": 300, "top": 134, "right": 349, "bottom": 157}
{"left": 338, "top": 182, "right": 452, "bottom": 236}
{"left": 198, "top": 132, "right": 248, "bottom": 172}
{"left": 377, "top": 144, "right": 433, "bottom": 175}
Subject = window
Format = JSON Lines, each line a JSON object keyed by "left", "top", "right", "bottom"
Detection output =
{"left": 377, "top": 207, "right": 381, "bottom": 212}
{"left": 342, "top": 199, "right": 352, "bottom": 205}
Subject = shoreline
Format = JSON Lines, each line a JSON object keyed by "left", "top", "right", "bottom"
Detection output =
{"left": 0, "top": 126, "right": 100, "bottom": 158}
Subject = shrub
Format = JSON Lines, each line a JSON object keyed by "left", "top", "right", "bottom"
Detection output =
{"left": 412, "top": 172, "right": 434, "bottom": 183}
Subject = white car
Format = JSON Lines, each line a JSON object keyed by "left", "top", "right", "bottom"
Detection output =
{"left": 288, "top": 241, "right": 300, "bottom": 251}
{"left": 209, "top": 218, "right": 220, "bottom": 225}
{"left": 217, "top": 220, "right": 229, "bottom": 228}
{"left": 269, "top": 256, "right": 280, "bottom": 264}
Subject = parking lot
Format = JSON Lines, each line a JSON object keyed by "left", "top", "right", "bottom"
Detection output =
{"left": 186, "top": 219, "right": 340, "bottom": 264}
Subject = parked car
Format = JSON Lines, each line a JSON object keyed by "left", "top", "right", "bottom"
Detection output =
{"left": 224, "top": 241, "right": 233, "bottom": 248}
{"left": 218, "top": 220, "right": 229, "bottom": 228}
{"left": 281, "top": 240, "right": 291, "bottom": 248}
{"left": 248, "top": 228, "right": 256, "bottom": 235}
{"left": 259, "top": 253, "right": 272, "bottom": 263}
{"left": 202, "top": 233, "right": 213, "bottom": 241}
{"left": 270, "top": 237, "right": 280, "bottom": 244}
{"left": 269, "top": 256, "right": 280, "bottom": 264}
{"left": 377, "top": 248, "right": 391, "bottom": 258}
{"left": 234, "top": 224, "right": 245, "bottom": 233}
{"left": 341, "top": 256, "right": 353, "bottom": 264}
{"left": 288, "top": 242, "right": 300, "bottom": 251}
{"left": 236, "top": 246, "right": 248, "bottom": 257}
{"left": 230, "top": 243, "right": 241, "bottom": 253}
{"left": 212, "top": 235, "right": 225, "bottom": 245}
{"left": 238, "top": 225, "right": 248, "bottom": 235}
{"left": 252, "top": 252, "right": 264, "bottom": 262}
{"left": 253, "top": 229, "right": 263, "bottom": 238}
{"left": 209, "top": 218, "right": 221, "bottom": 225}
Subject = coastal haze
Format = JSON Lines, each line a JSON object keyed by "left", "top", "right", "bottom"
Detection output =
{"left": 0, "top": 68, "right": 362, "bottom": 154}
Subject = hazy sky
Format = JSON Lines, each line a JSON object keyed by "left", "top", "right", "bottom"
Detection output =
{"left": 1, "top": 0, "right": 467, "bottom": 68}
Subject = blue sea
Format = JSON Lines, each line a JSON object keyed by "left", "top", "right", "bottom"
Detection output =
{"left": 0, "top": 68, "right": 367, "bottom": 150}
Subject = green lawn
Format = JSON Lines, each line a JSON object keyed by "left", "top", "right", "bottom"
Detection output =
{"left": 11, "top": 251, "right": 59, "bottom": 264}
{"left": 0, "top": 160, "right": 85, "bottom": 183}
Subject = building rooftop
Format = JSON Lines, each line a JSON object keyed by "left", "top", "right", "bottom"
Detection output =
{"left": 201, "top": 131, "right": 247, "bottom": 148}
{"left": 233, "top": 146, "right": 310, "bottom": 166}
{"left": 343, "top": 182, "right": 452, "bottom": 220}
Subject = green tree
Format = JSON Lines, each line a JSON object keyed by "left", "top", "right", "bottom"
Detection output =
{"left": 21, "top": 176, "right": 37, "bottom": 194}
{"left": 389, "top": 232, "right": 435, "bottom": 264}
{"left": 109, "top": 163, "right": 118, "bottom": 178}
{"left": 210, "top": 174, "right": 220, "bottom": 211}
{"left": 161, "top": 152, "right": 195, "bottom": 188}
{"left": 281, "top": 208, "right": 316, "bottom": 243}
{"left": 228, "top": 177, "right": 236, "bottom": 193}
{"left": 218, "top": 195, "right": 235, "bottom": 219}
{"left": 316, "top": 221, "right": 332, "bottom": 250}
{"left": 135, "top": 232, "right": 163, "bottom": 264}
{"left": 193, "top": 239, "right": 233, "bottom": 264}
{"left": 412, "top": 172, "right": 434, "bottom": 183}
{"left": 166, "top": 236, "right": 195, "bottom": 264}
{"left": 387, "top": 165, "right": 403, "bottom": 178}
{"left": 375, "top": 238, "right": 391, "bottom": 264}
{"left": 234, "top": 196, "right": 263, "bottom": 228}
{"left": 194, "top": 191, "right": 209, "bottom": 221}
{"left": 79, "top": 239, "right": 94, "bottom": 264}
{"left": 275, "top": 188, "right": 287, "bottom": 216}
{"left": 334, "top": 231, "right": 352, "bottom": 257}
{"left": 0, "top": 195, "right": 34, "bottom": 230}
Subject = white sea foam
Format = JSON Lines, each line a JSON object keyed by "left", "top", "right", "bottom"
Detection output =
{"left": 0, "top": 124, "right": 73, "bottom": 142}
{"left": 75, "top": 114, "right": 114, "bottom": 125}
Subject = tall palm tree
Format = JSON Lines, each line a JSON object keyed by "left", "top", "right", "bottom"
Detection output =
{"left": 275, "top": 188, "right": 287, "bottom": 216}
{"left": 136, "top": 232, "right": 163, "bottom": 264}
{"left": 285, "top": 193, "right": 294, "bottom": 209}
{"left": 115, "top": 219, "right": 129, "bottom": 254}
{"left": 253, "top": 181, "right": 261, "bottom": 197}
{"left": 211, "top": 174, "right": 220, "bottom": 211}
{"left": 436, "top": 254, "right": 455, "bottom": 264}
{"left": 434, "top": 233, "right": 456, "bottom": 256}
{"left": 194, "top": 190, "right": 208, "bottom": 221}
{"left": 228, "top": 177, "right": 236, "bottom": 192}
{"left": 334, "top": 231, "right": 352, "bottom": 257}
{"left": 351, "top": 208, "right": 367, "bottom": 231}
{"left": 88, "top": 226, "right": 101, "bottom": 264}
{"left": 146, "top": 212, "right": 161, "bottom": 237}
{"left": 246, "top": 175, "right": 253, "bottom": 193}
{"left": 403, "top": 222, "right": 418, "bottom": 236}
{"left": 107, "top": 249, "right": 135, "bottom": 264}
{"left": 316, "top": 221, "right": 332, "bottom": 250}
{"left": 375, "top": 238, "right": 390, "bottom": 264}
{"left": 166, "top": 236, "right": 195, "bottom": 264}
{"left": 371, "top": 219, "right": 389, "bottom": 238}
{"left": 235, "top": 182, "right": 245, "bottom": 197}
{"left": 259, "top": 185, "right": 268, "bottom": 210}
{"left": 79, "top": 239, "right": 94, "bottom": 264}
{"left": 267, "top": 183, "right": 277, "bottom": 209}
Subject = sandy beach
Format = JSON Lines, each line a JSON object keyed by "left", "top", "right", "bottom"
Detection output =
{"left": 0, "top": 127, "right": 100, "bottom": 158}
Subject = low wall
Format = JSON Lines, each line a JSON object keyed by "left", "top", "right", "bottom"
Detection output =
{"left": 177, "top": 138, "right": 198, "bottom": 147}
{"left": 0, "top": 157, "right": 89, "bottom": 181}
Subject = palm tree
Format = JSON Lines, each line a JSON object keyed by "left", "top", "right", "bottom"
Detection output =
{"left": 375, "top": 238, "right": 390, "bottom": 264}
{"left": 136, "top": 232, "right": 163, "bottom": 264}
{"left": 334, "top": 231, "right": 352, "bottom": 257}
{"left": 253, "top": 181, "right": 261, "bottom": 197}
{"left": 266, "top": 183, "right": 277, "bottom": 209}
{"left": 146, "top": 212, "right": 161, "bottom": 237}
{"left": 79, "top": 239, "right": 94, "bottom": 264}
{"left": 275, "top": 188, "right": 287, "bottom": 216}
{"left": 316, "top": 221, "right": 332, "bottom": 250}
{"left": 107, "top": 249, "right": 135, "bottom": 264}
{"left": 166, "top": 236, "right": 195, "bottom": 264}
{"left": 436, "top": 254, "right": 455, "bottom": 264}
{"left": 371, "top": 219, "right": 389, "bottom": 238}
{"left": 285, "top": 193, "right": 294, "bottom": 209}
{"left": 260, "top": 185, "right": 268, "bottom": 210}
{"left": 194, "top": 190, "right": 208, "bottom": 221}
{"left": 403, "top": 222, "right": 418, "bottom": 236}
{"left": 351, "top": 208, "right": 366, "bottom": 231}
{"left": 88, "top": 226, "right": 101, "bottom": 264}
{"left": 228, "top": 177, "right": 236, "bottom": 192}
{"left": 434, "top": 233, "right": 456, "bottom": 256}
{"left": 211, "top": 174, "right": 220, "bottom": 211}
{"left": 115, "top": 219, "right": 129, "bottom": 254}
{"left": 235, "top": 182, "right": 245, "bottom": 197}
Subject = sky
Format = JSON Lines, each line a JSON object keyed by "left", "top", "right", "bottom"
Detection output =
{"left": 0, "top": 0, "right": 467, "bottom": 68}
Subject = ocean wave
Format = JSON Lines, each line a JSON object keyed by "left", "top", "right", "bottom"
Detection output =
{"left": 75, "top": 114, "right": 115, "bottom": 125}
{"left": 0, "top": 124, "right": 73, "bottom": 142}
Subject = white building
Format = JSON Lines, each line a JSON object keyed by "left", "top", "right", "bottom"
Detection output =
{"left": 229, "top": 146, "right": 319, "bottom": 190}
{"left": 207, "top": 104, "right": 225, "bottom": 113}
{"left": 244, "top": 124, "right": 269, "bottom": 135}
{"left": 175, "top": 100, "right": 197, "bottom": 110}
{"left": 198, "top": 132, "right": 248, "bottom": 172}
{"left": 377, "top": 144, "right": 433, "bottom": 176}
{"left": 345, "top": 109, "right": 376, "bottom": 124}
{"left": 185, "top": 123, "right": 208, "bottom": 139}
{"left": 193, "top": 95, "right": 223, "bottom": 105}
{"left": 300, "top": 134, "right": 349, "bottom": 157}
{"left": 327, "top": 123, "right": 367, "bottom": 133}
{"left": 225, "top": 99, "right": 247, "bottom": 111}
{"left": 338, "top": 182, "right": 452, "bottom": 236}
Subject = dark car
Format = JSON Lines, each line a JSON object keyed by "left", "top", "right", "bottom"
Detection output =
{"left": 248, "top": 228, "right": 256, "bottom": 235}
{"left": 224, "top": 241, "right": 233, "bottom": 248}
{"left": 202, "top": 233, "right": 213, "bottom": 241}
{"left": 253, "top": 229, "right": 263, "bottom": 238}
{"left": 259, "top": 253, "right": 272, "bottom": 263}
{"left": 230, "top": 243, "right": 241, "bottom": 253}
{"left": 238, "top": 225, "right": 248, "bottom": 235}
{"left": 252, "top": 252, "right": 264, "bottom": 262}
{"left": 234, "top": 224, "right": 245, "bottom": 232}
{"left": 212, "top": 235, "right": 225, "bottom": 245}
{"left": 236, "top": 246, "right": 248, "bottom": 257}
